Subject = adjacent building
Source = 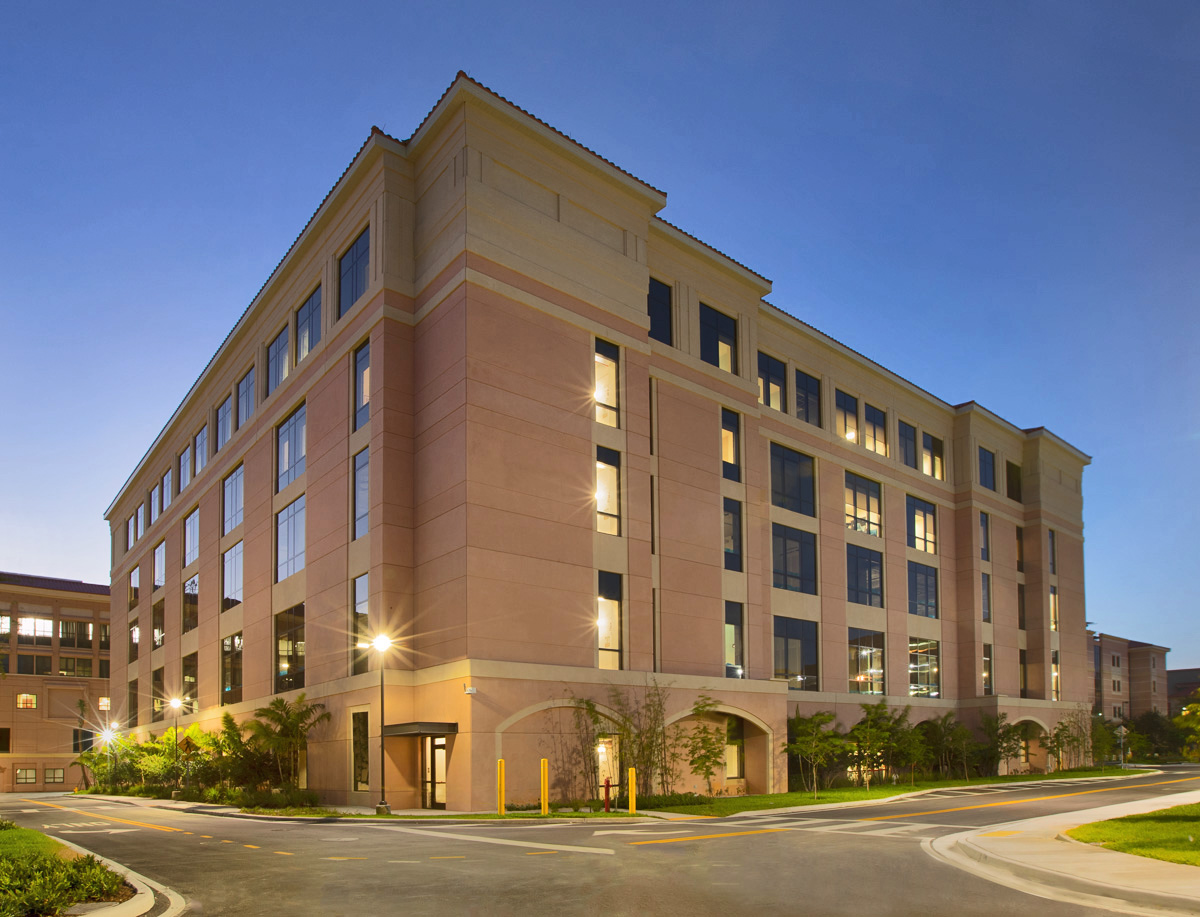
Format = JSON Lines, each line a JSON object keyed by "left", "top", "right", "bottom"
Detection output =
{"left": 1088, "top": 632, "right": 1170, "bottom": 720}
{"left": 1167, "top": 668, "right": 1200, "bottom": 717}
{"left": 105, "top": 73, "right": 1093, "bottom": 809}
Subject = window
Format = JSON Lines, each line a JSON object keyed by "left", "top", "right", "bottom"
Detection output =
{"left": 136, "top": 504, "right": 145, "bottom": 540}
{"left": 268, "top": 327, "right": 290, "bottom": 396}
{"left": 847, "top": 545, "right": 884, "bottom": 607}
{"left": 223, "top": 542, "right": 243, "bottom": 611}
{"left": 223, "top": 465, "right": 244, "bottom": 534}
{"left": 906, "top": 495, "right": 936, "bottom": 553}
{"left": 699, "top": 304, "right": 737, "bottom": 374}
{"left": 17, "top": 655, "right": 52, "bottom": 676}
{"left": 1016, "top": 527, "right": 1025, "bottom": 572}
{"left": 44, "top": 768, "right": 65, "bottom": 784}
{"left": 594, "top": 339, "right": 619, "bottom": 427}
{"left": 296, "top": 287, "right": 321, "bottom": 363}
{"left": 16, "top": 693, "right": 37, "bottom": 709}
{"left": 908, "top": 563, "right": 938, "bottom": 618}
{"left": 0, "top": 729, "right": 8, "bottom": 753}
{"left": 74, "top": 728, "right": 95, "bottom": 752}
{"left": 351, "top": 575, "right": 369, "bottom": 676}
{"left": 849, "top": 628, "right": 884, "bottom": 694}
{"left": 194, "top": 426, "right": 208, "bottom": 475}
{"left": 128, "top": 567, "right": 139, "bottom": 609}
{"left": 216, "top": 397, "right": 232, "bottom": 451}
{"left": 647, "top": 278, "right": 672, "bottom": 345}
{"left": 898, "top": 421, "right": 917, "bottom": 469}
{"left": 596, "top": 447, "right": 620, "bottom": 536}
{"left": 179, "top": 445, "right": 192, "bottom": 492}
{"left": 1006, "top": 462, "right": 1022, "bottom": 502}
{"left": 725, "top": 718, "right": 744, "bottom": 779}
{"left": 15, "top": 769, "right": 36, "bottom": 784}
{"left": 151, "top": 667, "right": 165, "bottom": 721}
{"left": 770, "top": 443, "right": 815, "bottom": 516}
{"left": 221, "top": 633, "right": 243, "bottom": 705}
{"left": 339, "top": 227, "right": 370, "bottom": 318}
{"left": 983, "top": 644, "right": 994, "bottom": 696}
{"left": 757, "top": 352, "right": 786, "bottom": 411}
{"left": 773, "top": 617, "right": 818, "bottom": 690}
{"left": 1051, "top": 650, "right": 1061, "bottom": 700}
{"left": 772, "top": 524, "right": 817, "bottom": 594}
{"left": 979, "top": 512, "right": 990, "bottom": 561}
{"left": 182, "top": 652, "right": 198, "bottom": 713}
{"left": 352, "top": 710, "right": 371, "bottom": 791}
{"left": 597, "top": 572, "right": 622, "bottom": 670}
{"left": 99, "top": 660, "right": 110, "bottom": 679}
{"left": 724, "top": 602, "right": 744, "bottom": 679}
{"left": 909, "top": 638, "right": 940, "bottom": 697}
{"left": 835, "top": 390, "right": 858, "bottom": 443}
{"left": 60, "top": 620, "right": 92, "bottom": 649}
{"left": 1048, "top": 530, "right": 1058, "bottom": 574}
{"left": 844, "top": 472, "right": 881, "bottom": 536}
{"left": 1049, "top": 585, "right": 1059, "bottom": 631}
{"left": 1019, "top": 649, "right": 1028, "bottom": 698}
{"left": 354, "top": 449, "right": 369, "bottom": 540}
{"left": 355, "top": 341, "right": 371, "bottom": 431}
{"left": 99, "top": 624, "right": 110, "bottom": 651}
{"left": 182, "top": 575, "right": 199, "bottom": 633}
{"left": 127, "top": 679, "right": 138, "bottom": 727}
{"left": 152, "top": 599, "right": 165, "bottom": 648}
{"left": 864, "top": 404, "right": 887, "bottom": 456}
{"left": 154, "top": 541, "right": 166, "bottom": 590}
{"left": 237, "top": 368, "right": 255, "bottom": 428}
{"left": 723, "top": 498, "right": 742, "bottom": 572}
{"left": 127, "top": 515, "right": 136, "bottom": 550}
{"left": 978, "top": 447, "right": 995, "bottom": 490}
{"left": 150, "top": 486, "right": 160, "bottom": 524}
{"left": 128, "top": 620, "right": 139, "bottom": 661}
{"left": 183, "top": 508, "right": 199, "bottom": 566}
{"left": 721, "top": 410, "right": 740, "bottom": 482}
{"left": 795, "top": 370, "right": 821, "bottom": 427}
{"left": 981, "top": 573, "right": 992, "bottom": 622}
{"left": 275, "top": 603, "right": 306, "bottom": 692}
{"left": 277, "top": 405, "right": 307, "bottom": 491}
{"left": 162, "top": 468, "right": 172, "bottom": 510}
{"left": 1017, "top": 583, "right": 1027, "bottom": 630}
{"left": 921, "top": 433, "right": 944, "bottom": 480}
{"left": 277, "top": 496, "right": 306, "bottom": 581}
{"left": 17, "top": 617, "right": 53, "bottom": 646}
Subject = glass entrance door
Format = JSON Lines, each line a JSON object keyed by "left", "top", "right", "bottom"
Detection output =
{"left": 422, "top": 736, "right": 446, "bottom": 809}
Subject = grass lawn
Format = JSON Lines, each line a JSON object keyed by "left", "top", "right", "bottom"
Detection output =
{"left": 0, "top": 823, "right": 132, "bottom": 915}
{"left": 1066, "top": 803, "right": 1200, "bottom": 868}
{"left": 240, "top": 806, "right": 643, "bottom": 819}
{"left": 0, "top": 826, "right": 63, "bottom": 858}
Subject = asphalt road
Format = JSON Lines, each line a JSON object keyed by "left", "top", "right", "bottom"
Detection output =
{"left": 6, "top": 766, "right": 1197, "bottom": 917}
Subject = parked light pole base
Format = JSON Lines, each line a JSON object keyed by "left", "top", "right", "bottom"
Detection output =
{"left": 376, "top": 802, "right": 391, "bottom": 815}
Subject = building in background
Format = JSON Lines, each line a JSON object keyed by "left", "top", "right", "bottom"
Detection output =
{"left": 105, "top": 73, "right": 1094, "bottom": 809}
{"left": 1167, "top": 668, "right": 1200, "bottom": 717}
{"left": 0, "top": 573, "right": 111, "bottom": 793}
{"left": 1088, "top": 632, "right": 1170, "bottom": 720}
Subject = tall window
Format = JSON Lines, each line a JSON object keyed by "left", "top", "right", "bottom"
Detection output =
{"left": 1048, "top": 529, "right": 1057, "bottom": 574}
{"left": 647, "top": 278, "right": 672, "bottom": 345}
{"left": 179, "top": 446, "right": 192, "bottom": 492}
{"left": 277, "top": 405, "right": 307, "bottom": 491}
{"left": 352, "top": 711, "right": 370, "bottom": 791}
{"left": 1019, "top": 648, "right": 1028, "bottom": 698}
{"left": 721, "top": 409, "right": 740, "bottom": 482}
{"left": 182, "top": 575, "right": 199, "bottom": 633}
{"left": 268, "top": 327, "right": 289, "bottom": 396}
{"left": 595, "top": 447, "right": 620, "bottom": 535}
{"left": 128, "top": 568, "right": 139, "bottom": 609}
{"left": 724, "top": 601, "right": 744, "bottom": 679}
{"left": 922, "top": 433, "right": 944, "bottom": 480}
{"left": 1016, "top": 527, "right": 1025, "bottom": 572}
{"left": 216, "top": 397, "right": 232, "bottom": 451}
{"left": 354, "top": 342, "right": 371, "bottom": 431}
{"left": 221, "top": 633, "right": 243, "bottom": 705}
{"left": 864, "top": 404, "right": 887, "bottom": 456}
{"left": 723, "top": 498, "right": 742, "bottom": 572}
{"left": 982, "top": 644, "right": 994, "bottom": 696}
{"left": 275, "top": 604, "right": 305, "bottom": 692}
{"left": 909, "top": 638, "right": 939, "bottom": 697}
{"left": 796, "top": 370, "right": 821, "bottom": 427}
{"left": 183, "top": 509, "right": 199, "bottom": 566}
{"left": 847, "top": 546, "right": 883, "bottom": 607}
{"left": 127, "top": 679, "right": 139, "bottom": 726}
{"left": 354, "top": 449, "right": 369, "bottom": 539}
{"left": 981, "top": 573, "right": 992, "bottom": 622}
{"left": 151, "top": 668, "right": 164, "bottom": 721}
{"left": 182, "top": 652, "right": 198, "bottom": 713}
{"left": 771, "top": 444, "right": 815, "bottom": 516}
{"left": 1017, "top": 583, "right": 1027, "bottom": 630}
{"left": 908, "top": 562, "right": 938, "bottom": 618}
{"left": 597, "top": 572, "right": 622, "bottom": 670}
{"left": 154, "top": 541, "right": 166, "bottom": 589}
{"left": 594, "top": 339, "right": 619, "bottom": 427}
{"left": 1049, "top": 585, "right": 1059, "bottom": 631}
{"left": 296, "top": 287, "right": 321, "bottom": 363}
{"left": 237, "top": 368, "right": 255, "bottom": 428}
{"left": 339, "top": 228, "right": 370, "bottom": 318}
{"left": 137, "top": 504, "right": 145, "bottom": 540}
{"left": 150, "top": 486, "right": 160, "bottom": 524}
{"left": 222, "top": 542, "right": 243, "bottom": 611}
{"left": 277, "top": 496, "right": 306, "bottom": 581}
{"left": 699, "top": 304, "right": 737, "bottom": 374}
{"left": 152, "top": 600, "right": 165, "bottom": 648}
{"left": 194, "top": 426, "right": 208, "bottom": 475}
{"left": 1051, "top": 650, "right": 1061, "bottom": 700}
{"left": 223, "top": 465, "right": 244, "bottom": 534}
{"left": 757, "top": 352, "right": 785, "bottom": 411}
{"left": 772, "top": 524, "right": 817, "bottom": 594}
{"left": 979, "top": 511, "right": 990, "bottom": 561}
{"left": 128, "top": 620, "right": 139, "bottom": 662}
{"left": 844, "top": 472, "right": 881, "bottom": 535}
{"left": 1006, "top": 461, "right": 1022, "bottom": 502}
{"left": 906, "top": 495, "right": 936, "bottom": 553}
{"left": 848, "top": 628, "right": 884, "bottom": 694}
{"left": 774, "top": 617, "right": 818, "bottom": 690}
{"left": 351, "top": 575, "right": 369, "bottom": 676}
{"left": 898, "top": 421, "right": 917, "bottom": 469}
{"left": 978, "top": 447, "right": 996, "bottom": 490}
{"left": 162, "top": 468, "right": 172, "bottom": 510}
{"left": 835, "top": 390, "right": 858, "bottom": 443}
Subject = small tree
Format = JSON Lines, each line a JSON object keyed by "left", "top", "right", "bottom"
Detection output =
{"left": 947, "top": 721, "right": 977, "bottom": 779}
{"left": 979, "top": 713, "right": 1024, "bottom": 776}
{"left": 247, "top": 693, "right": 331, "bottom": 786}
{"left": 1039, "top": 720, "right": 1071, "bottom": 771}
{"left": 685, "top": 696, "right": 727, "bottom": 795}
{"left": 892, "top": 721, "right": 930, "bottom": 785}
{"left": 784, "top": 711, "right": 848, "bottom": 799}
{"left": 848, "top": 701, "right": 894, "bottom": 789}
{"left": 918, "top": 712, "right": 958, "bottom": 777}
{"left": 1091, "top": 716, "right": 1116, "bottom": 768}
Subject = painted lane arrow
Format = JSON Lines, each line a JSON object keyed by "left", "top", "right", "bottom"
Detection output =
{"left": 57, "top": 829, "right": 139, "bottom": 834}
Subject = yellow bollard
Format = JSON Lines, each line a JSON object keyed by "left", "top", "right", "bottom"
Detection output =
{"left": 497, "top": 758, "right": 506, "bottom": 816}
{"left": 628, "top": 767, "right": 636, "bottom": 814}
{"left": 540, "top": 758, "right": 549, "bottom": 815}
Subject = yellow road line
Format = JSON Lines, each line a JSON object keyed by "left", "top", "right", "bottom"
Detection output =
{"left": 200, "top": 835, "right": 213, "bottom": 839}
{"left": 244, "top": 844, "right": 260, "bottom": 849}
{"left": 430, "top": 855, "right": 466, "bottom": 859}
{"left": 327, "top": 856, "right": 368, "bottom": 860}
{"left": 979, "top": 831, "right": 1021, "bottom": 837}
{"left": 631, "top": 828, "right": 789, "bottom": 846}
{"left": 274, "top": 851, "right": 294, "bottom": 856}
{"left": 22, "top": 799, "right": 180, "bottom": 833}
{"left": 221, "top": 840, "right": 233, "bottom": 844}
{"left": 525, "top": 851, "right": 558, "bottom": 855}
{"left": 863, "top": 775, "right": 1200, "bottom": 821}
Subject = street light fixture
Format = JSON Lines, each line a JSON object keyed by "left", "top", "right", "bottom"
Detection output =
{"left": 100, "top": 723, "right": 119, "bottom": 788}
{"left": 169, "top": 698, "right": 183, "bottom": 786}
{"left": 357, "top": 634, "right": 392, "bottom": 814}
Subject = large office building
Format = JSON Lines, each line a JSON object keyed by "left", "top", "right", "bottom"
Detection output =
{"left": 106, "top": 74, "right": 1092, "bottom": 809}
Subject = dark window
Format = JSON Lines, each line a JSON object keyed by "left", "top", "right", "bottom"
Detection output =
{"left": 595, "top": 447, "right": 620, "bottom": 535}
{"left": 277, "top": 496, "right": 306, "bottom": 581}
{"left": 909, "top": 638, "right": 940, "bottom": 698}
{"left": 182, "top": 575, "right": 199, "bottom": 633}
{"left": 844, "top": 472, "right": 881, "bottom": 535}
{"left": 267, "top": 327, "right": 289, "bottom": 396}
{"left": 597, "top": 571, "right": 622, "bottom": 670}
{"left": 72, "top": 727, "right": 95, "bottom": 753}
{"left": 720, "top": 409, "right": 740, "bottom": 482}
{"left": 647, "top": 278, "right": 672, "bottom": 345}
{"left": 1020, "top": 648, "right": 1029, "bottom": 699}
{"left": 296, "top": 287, "right": 321, "bottom": 363}
{"left": 1017, "top": 583, "right": 1026, "bottom": 630}
{"left": 835, "top": 390, "right": 858, "bottom": 442}
{"left": 980, "top": 511, "right": 990, "bottom": 561}
{"left": 906, "top": 495, "right": 936, "bottom": 553}
{"left": 352, "top": 710, "right": 370, "bottom": 791}
{"left": 237, "top": 368, "right": 255, "bottom": 428}
{"left": 757, "top": 352, "right": 786, "bottom": 411}
{"left": 723, "top": 498, "right": 742, "bottom": 572}
{"left": 898, "top": 421, "right": 917, "bottom": 469}
{"left": 699, "top": 304, "right": 737, "bottom": 374}
{"left": 724, "top": 601, "right": 744, "bottom": 679}
{"left": 151, "top": 667, "right": 165, "bottom": 721}
{"left": 127, "top": 678, "right": 139, "bottom": 727}
{"left": 795, "top": 370, "right": 821, "bottom": 427}
{"left": 864, "top": 404, "right": 887, "bottom": 456}
{"left": 981, "top": 573, "right": 992, "bottom": 622}
{"left": 223, "top": 542, "right": 243, "bottom": 611}
{"left": 922, "top": 433, "right": 944, "bottom": 480}
{"left": 152, "top": 599, "right": 165, "bottom": 648}
{"left": 772, "top": 524, "right": 817, "bottom": 594}
{"left": 223, "top": 465, "right": 244, "bottom": 534}
{"left": 978, "top": 447, "right": 996, "bottom": 490}
{"left": 774, "top": 617, "right": 818, "bottom": 690}
{"left": 770, "top": 443, "right": 815, "bottom": 516}
{"left": 1006, "top": 461, "right": 1022, "bottom": 502}
{"left": 222, "top": 633, "right": 243, "bottom": 705}
{"left": 339, "top": 227, "right": 370, "bottom": 318}
{"left": 1016, "top": 527, "right": 1025, "bottom": 572}
{"left": 275, "top": 603, "right": 306, "bottom": 692}
{"left": 848, "top": 628, "right": 884, "bottom": 694}
{"left": 847, "top": 545, "right": 883, "bottom": 607}
{"left": 351, "top": 575, "right": 369, "bottom": 676}
{"left": 182, "top": 652, "right": 198, "bottom": 713}
{"left": 354, "top": 342, "right": 371, "bottom": 431}
{"left": 0, "top": 729, "right": 9, "bottom": 753}
{"left": 1048, "top": 530, "right": 1057, "bottom": 574}
{"left": 277, "top": 405, "right": 307, "bottom": 491}
{"left": 99, "top": 624, "right": 110, "bottom": 651}
{"left": 908, "top": 562, "right": 938, "bottom": 618}
{"left": 354, "top": 449, "right": 370, "bottom": 539}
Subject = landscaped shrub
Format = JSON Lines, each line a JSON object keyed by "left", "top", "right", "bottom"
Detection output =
{"left": 0, "top": 853, "right": 124, "bottom": 917}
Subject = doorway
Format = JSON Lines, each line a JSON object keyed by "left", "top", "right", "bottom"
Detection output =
{"left": 422, "top": 735, "right": 447, "bottom": 809}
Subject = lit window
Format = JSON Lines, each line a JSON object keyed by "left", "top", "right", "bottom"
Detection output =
{"left": 296, "top": 287, "right": 322, "bottom": 363}
{"left": 15, "top": 769, "right": 36, "bottom": 784}
{"left": 864, "top": 404, "right": 886, "bottom": 456}
{"left": 795, "top": 370, "right": 821, "bottom": 427}
{"left": 1051, "top": 650, "right": 1061, "bottom": 700}
{"left": 597, "top": 572, "right": 622, "bottom": 670}
{"left": 647, "top": 278, "right": 672, "bottom": 346}
{"left": 595, "top": 447, "right": 620, "bottom": 536}
{"left": 921, "top": 433, "right": 944, "bottom": 480}
{"left": 771, "top": 443, "right": 815, "bottom": 517}
{"left": 721, "top": 409, "right": 740, "bottom": 482}
{"left": 354, "top": 342, "right": 371, "bottom": 431}
{"left": 182, "top": 652, "right": 198, "bottom": 714}
{"left": 982, "top": 644, "right": 994, "bottom": 696}
{"left": 98, "top": 696, "right": 111, "bottom": 712}
{"left": 844, "top": 472, "right": 881, "bottom": 535}
{"left": 16, "top": 693, "right": 37, "bottom": 709}
{"left": 594, "top": 339, "right": 619, "bottom": 427}
{"left": 757, "top": 352, "right": 785, "bottom": 411}
{"left": 222, "top": 633, "right": 243, "bottom": 705}
{"left": 773, "top": 617, "right": 818, "bottom": 690}
{"left": 909, "top": 638, "right": 939, "bottom": 697}
{"left": 1049, "top": 585, "right": 1059, "bottom": 631}
{"left": 275, "top": 604, "right": 305, "bottom": 692}
{"left": 906, "top": 495, "right": 936, "bottom": 553}
{"left": 848, "top": 628, "right": 884, "bottom": 694}
{"left": 835, "top": 390, "right": 858, "bottom": 442}
{"left": 847, "top": 545, "right": 883, "bottom": 608}
{"left": 724, "top": 602, "right": 744, "bottom": 679}
{"left": 152, "top": 599, "right": 164, "bottom": 648}
{"left": 908, "top": 562, "right": 938, "bottom": 618}
{"left": 699, "top": 304, "right": 737, "bottom": 374}
{"left": 128, "top": 568, "right": 139, "bottom": 609}
{"left": 268, "top": 326, "right": 289, "bottom": 396}
{"left": 339, "top": 228, "right": 370, "bottom": 318}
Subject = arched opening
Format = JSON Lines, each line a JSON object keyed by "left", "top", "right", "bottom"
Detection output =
{"left": 1010, "top": 719, "right": 1050, "bottom": 774}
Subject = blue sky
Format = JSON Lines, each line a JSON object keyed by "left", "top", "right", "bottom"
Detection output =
{"left": 1, "top": 1, "right": 1196, "bottom": 664}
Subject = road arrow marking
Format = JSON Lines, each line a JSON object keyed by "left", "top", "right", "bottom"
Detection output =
{"left": 58, "top": 829, "right": 138, "bottom": 834}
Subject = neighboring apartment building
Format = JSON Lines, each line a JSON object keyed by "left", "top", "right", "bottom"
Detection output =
{"left": 1089, "top": 632, "right": 1170, "bottom": 720}
{"left": 105, "top": 73, "right": 1093, "bottom": 809}
{"left": 1167, "top": 668, "right": 1199, "bottom": 717}
{"left": 0, "top": 573, "right": 112, "bottom": 793}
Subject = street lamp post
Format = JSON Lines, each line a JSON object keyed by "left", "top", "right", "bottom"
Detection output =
{"left": 358, "top": 634, "right": 392, "bottom": 815}
{"left": 100, "top": 722, "right": 119, "bottom": 787}
{"left": 169, "top": 698, "right": 183, "bottom": 786}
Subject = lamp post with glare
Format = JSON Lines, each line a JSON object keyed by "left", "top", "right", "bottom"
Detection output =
{"left": 357, "top": 635, "right": 392, "bottom": 814}
{"left": 169, "top": 698, "right": 183, "bottom": 786}
{"left": 100, "top": 723, "right": 119, "bottom": 787}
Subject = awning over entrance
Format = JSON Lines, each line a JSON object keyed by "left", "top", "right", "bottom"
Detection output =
{"left": 382, "top": 722, "right": 458, "bottom": 737}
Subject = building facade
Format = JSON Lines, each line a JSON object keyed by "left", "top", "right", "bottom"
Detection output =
{"left": 0, "top": 573, "right": 112, "bottom": 793}
{"left": 1088, "top": 633, "right": 1169, "bottom": 720}
{"left": 106, "top": 74, "right": 1093, "bottom": 809}
{"left": 1167, "top": 668, "right": 1200, "bottom": 717}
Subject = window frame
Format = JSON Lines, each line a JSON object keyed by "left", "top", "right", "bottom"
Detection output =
{"left": 757, "top": 351, "right": 786, "bottom": 412}
{"left": 795, "top": 370, "right": 821, "bottom": 427}
{"left": 338, "top": 227, "right": 370, "bottom": 318}
{"left": 847, "top": 545, "right": 884, "bottom": 608}
{"left": 772, "top": 523, "right": 817, "bottom": 595}
{"left": 699, "top": 303, "right": 738, "bottom": 374}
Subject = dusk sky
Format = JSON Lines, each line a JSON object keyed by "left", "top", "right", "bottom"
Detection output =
{"left": 2, "top": 2, "right": 1196, "bottom": 664}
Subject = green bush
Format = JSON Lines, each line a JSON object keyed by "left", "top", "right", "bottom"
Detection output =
{"left": 0, "top": 853, "right": 124, "bottom": 917}
{"left": 615, "top": 791, "right": 707, "bottom": 809}
{"left": 0, "top": 822, "right": 14, "bottom": 833}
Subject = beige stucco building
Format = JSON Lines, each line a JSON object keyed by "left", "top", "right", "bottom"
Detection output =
{"left": 105, "top": 73, "right": 1093, "bottom": 809}
{"left": 1089, "top": 632, "right": 1169, "bottom": 720}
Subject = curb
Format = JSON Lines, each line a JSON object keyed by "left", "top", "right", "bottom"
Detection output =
{"left": 53, "top": 835, "right": 187, "bottom": 917}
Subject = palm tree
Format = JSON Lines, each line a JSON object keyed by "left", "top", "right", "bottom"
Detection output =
{"left": 247, "top": 693, "right": 331, "bottom": 786}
